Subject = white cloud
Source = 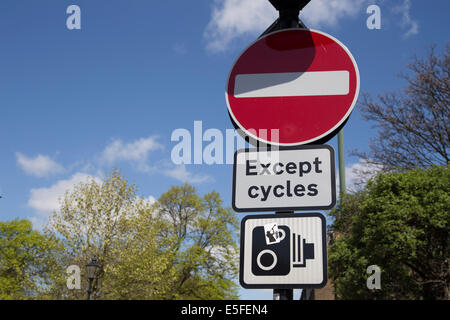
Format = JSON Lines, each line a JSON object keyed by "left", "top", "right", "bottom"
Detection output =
{"left": 99, "top": 136, "right": 213, "bottom": 184}
{"left": 29, "top": 216, "right": 48, "bottom": 232}
{"left": 27, "top": 173, "right": 157, "bottom": 230}
{"left": 100, "top": 136, "right": 163, "bottom": 171}
{"left": 301, "top": 0, "right": 368, "bottom": 26}
{"left": 338, "top": 159, "right": 384, "bottom": 193}
{"left": 164, "top": 164, "right": 212, "bottom": 184}
{"left": 143, "top": 195, "right": 156, "bottom": 206}
{"left": 204, "top": 0, "right": 276, "bottom": 52}
{"left": 392, "top": 0, "right": 418, "bottom": 37}
{"left": 16, "top": 152, "right": 65, "bottom": 178}
{"left": 28, "top": 172, "right": 101, "bottom": 217}
{"left": 204, "top": 0, "right": 369, "bottom": 52}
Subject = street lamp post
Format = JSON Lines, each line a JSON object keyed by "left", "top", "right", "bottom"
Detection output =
{"left": 85, "top": 256, "right": 99, "bottom": 300}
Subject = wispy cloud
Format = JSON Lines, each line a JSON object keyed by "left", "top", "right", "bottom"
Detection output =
{"left": 16, "top": 152, "right": 65, "bottom": 178}
{"left": 99, "top": 136, "right": 212, "bottom": 184}
{"left": 27, "top": 172, "right": 101, "bottom": 217}
{"left": 100, "top": 136, "right": 163, "bottom": 172}
{"left": 204, "top": 0, "right": 369, "bottom": 52}
{"left": 25, "top": 134, "right": 214, "bottom": 229}
{"left": 164, "top": 164, "right": 212, "bottom": 184}
{"left": 27, "top": 172, "right": 159, "bottom": 230}
{"left": 301, "top": 0, "right": 368, "bottom": 26}
{"left": 337, "top": 159, "right": 384, "bottom": 193}
{"left": 392, "top": 0, "right": 419, "bottom": 37}
{"left": 204, "top": 0, "right": 276, "bottom": 52}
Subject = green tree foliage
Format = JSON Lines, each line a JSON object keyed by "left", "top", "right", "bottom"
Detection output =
{"left": 102, "top": 211, "right": 176, "bottom": 299}
{"left": 0, "top": 219, "right": 63, "bottom": 299}
{"left": 156, "top": 184, "right": 239, "bottom": 299}
{"left": 46, "top": 170, "right": 148, "bottom": 299}
{"left": 328, "top": 166, "right": 449, "bottom": 299}
{"left": 46, "top": 170, "right": 239, "bottom": 300}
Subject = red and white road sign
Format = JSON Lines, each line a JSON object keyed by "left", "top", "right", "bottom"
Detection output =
{"left": 226, "top": 29, "right": 360, "bottom": 146}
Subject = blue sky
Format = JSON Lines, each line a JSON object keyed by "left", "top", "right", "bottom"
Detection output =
{"left": 0, "top": 0, "right": 448, "bottom": 300}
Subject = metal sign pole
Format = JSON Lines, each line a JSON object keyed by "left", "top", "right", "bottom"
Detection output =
{"left": 274, "top": 288, "right": 294, "bottom": 300}
{"left": 274, "top": 210, "right": 294, "bottom": 300}
{"left": 338, "top": 129, "right": 346, "bottom": 195}
{"left": 265, "top": 0, "right": 313, "bottom": 301}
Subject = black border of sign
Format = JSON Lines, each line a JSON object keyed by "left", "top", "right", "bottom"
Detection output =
{"left": 232, "top": 145, "right": 336, "bottom": 212}
{"left": 239, "top": 212, "right": 328, "bottom": 289}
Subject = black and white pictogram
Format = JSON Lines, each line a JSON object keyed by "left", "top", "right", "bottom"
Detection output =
{"left": 252, "top": 225, "right": 315, "bottom": 276}
{"left": 240, "top": 213, "right": 327, "bottom": 288}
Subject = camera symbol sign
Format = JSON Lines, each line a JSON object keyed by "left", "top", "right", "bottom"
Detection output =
{"left": 239, "top": 213, "right": 327, "bottom": 289}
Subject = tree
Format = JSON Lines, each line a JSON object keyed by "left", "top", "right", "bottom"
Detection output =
{"left": 0, "top": 219, "right": 63, "bottom": 299}
{"left": 46, "top": 169, "right": 169, "bottom": 299}
{"left": 101, "top": 214, "right": 177, "bottom": 299}
{"left": 328, "top": 166, "right": 449, "bottom": 299}
{"left": 354, "top": 44, "right": 449, "bottom": 170}
{"left": 46, "top": 170, "right": 239, "bottom": 300}
{"left": 155, "top": 184, "right": 240, "bottom": 300}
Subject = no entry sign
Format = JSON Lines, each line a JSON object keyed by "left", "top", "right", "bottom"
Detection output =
{"left": 226, "top": 28, "right": 360, "bottom": 146}
{"left": 232, "top": 145, "right": 336, "bottom": 212}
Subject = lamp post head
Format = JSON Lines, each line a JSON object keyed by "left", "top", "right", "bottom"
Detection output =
{"left": 85, "top": 256, "right": 99, "bottom": 280}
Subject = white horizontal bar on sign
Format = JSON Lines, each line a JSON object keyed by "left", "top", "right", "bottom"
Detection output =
{"left": 234, "top": 70, "right": 349, "bottom": 98}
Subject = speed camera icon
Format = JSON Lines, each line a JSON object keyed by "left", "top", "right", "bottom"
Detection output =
{"left": 251, "top": 225, "right": 315, "bottom": 276}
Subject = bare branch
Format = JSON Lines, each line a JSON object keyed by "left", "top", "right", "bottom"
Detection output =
{"left": 355, "top": 43, "right": 449, "bottom": 171}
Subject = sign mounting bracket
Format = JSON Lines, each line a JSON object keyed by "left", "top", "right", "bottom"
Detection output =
{"left": 260, "top": 0, "right": 310, "bottom": 38}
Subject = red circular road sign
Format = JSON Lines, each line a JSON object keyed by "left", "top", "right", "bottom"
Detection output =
{"left": 226, "top": 28, "right": 360, "bottom": 146}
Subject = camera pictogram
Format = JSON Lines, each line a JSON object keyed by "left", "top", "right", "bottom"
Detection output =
{"left": 251, "top": 224, "right": 315, "bottom": 276}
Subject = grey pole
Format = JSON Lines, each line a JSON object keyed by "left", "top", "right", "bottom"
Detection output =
{"left": 274, "top": 210, "right": 294, "bottom": 300}
{"left": 87, "top": 278, "right": 93, "bottom": 300}
{"left": 274, "top": 288, "right": 294, "bottom": 300}
{"left": 266, "top": 0, "right": 312, "bottom": 301}
{"left": 338, "top": 129, "right": 346, "bottom": 195}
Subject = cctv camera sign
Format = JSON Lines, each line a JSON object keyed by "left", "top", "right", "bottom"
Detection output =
{"left": 232, "top": 145, "right": 336, "bottom": 212}
{"left": 240, "top": 213, "right": 327, "bottom": 288}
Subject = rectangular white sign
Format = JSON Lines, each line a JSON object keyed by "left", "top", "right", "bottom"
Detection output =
{"left": 232, "top": 145, "right": 336, "bottom": 212}
{"left": 234, "top": 71, "right": 349, "bottom": 98}
{"left": 240, "top": 213, "right": 327, "bottom": 288}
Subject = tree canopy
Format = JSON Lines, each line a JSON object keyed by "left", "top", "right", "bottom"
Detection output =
{"left": 155, "top": 184, "right": 239, "bottom": 299}
{"left": 0, "top": 219, "right": 63, "bottom": 299}
{"left": 44, "top": 169, "right": 239, "bottom": 300}
{"left": 328, "top": 166, "right": 449, "bottom": 299}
